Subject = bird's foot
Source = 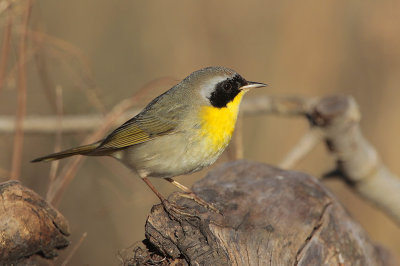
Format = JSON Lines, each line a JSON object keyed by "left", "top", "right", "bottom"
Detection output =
{"left": 161, "top": 199, "right": 197, "bottom": 217}
{"left": 175, "top": 191, "right": 220, "bottom": 214}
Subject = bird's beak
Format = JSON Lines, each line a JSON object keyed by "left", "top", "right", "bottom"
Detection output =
{"left": 240, "top": 81, "right": 268, "bottom": 90}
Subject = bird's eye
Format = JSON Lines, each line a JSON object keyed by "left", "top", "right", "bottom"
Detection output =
{"left": 223, "top": 82, "right": 232, "bottom": 91}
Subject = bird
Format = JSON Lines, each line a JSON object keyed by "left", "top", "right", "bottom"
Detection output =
{"left": 32, "top": 66, "right": 267, "bottom": 212}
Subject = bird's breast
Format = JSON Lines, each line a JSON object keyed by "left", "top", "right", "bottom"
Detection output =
{"left": 197, "top": 91, "right": 245, "bottom": 153}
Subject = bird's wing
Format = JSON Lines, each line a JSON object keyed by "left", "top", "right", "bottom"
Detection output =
{"left": 95, "top": 113, "right": 179, "bottom": 152}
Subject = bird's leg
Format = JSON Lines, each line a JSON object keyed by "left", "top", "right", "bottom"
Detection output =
{"left": 141, "top": 177, "right": 166, "bottom": 202}
{"left": 164, "top": 177, "right": 191, "bottom": 192}
{"left": 164, "top": 178, "right": 220, "bottom": 213}
{"left": 141, "top": 177, "right": 195, "bottom": 216}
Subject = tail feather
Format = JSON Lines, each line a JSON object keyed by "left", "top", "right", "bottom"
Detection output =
{"left": 31, "top": 141, "right": 102, "bottom": 162}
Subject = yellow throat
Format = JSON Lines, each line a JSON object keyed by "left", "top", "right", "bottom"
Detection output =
{"left": 199, "top": 90, "right": 246, "bottom": 151}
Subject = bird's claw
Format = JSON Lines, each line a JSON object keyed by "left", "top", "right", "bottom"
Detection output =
{"left": 175, "top": 191, "right": 220, "bottom": 214}
{"left": 161, "top": 199, "right": 196, "bottom": 217}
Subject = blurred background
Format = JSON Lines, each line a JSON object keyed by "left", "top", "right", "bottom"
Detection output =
{"left": 1, "top": 0, "right": 400, "bottom": 265}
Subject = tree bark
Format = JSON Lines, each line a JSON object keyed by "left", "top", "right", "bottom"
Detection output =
{"left": 122, "top": 161, "right": 396, "bottom": 266}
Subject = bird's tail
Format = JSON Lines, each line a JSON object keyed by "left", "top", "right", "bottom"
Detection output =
{"left": 31, "top": 141, "right": 102, "bottom": 162}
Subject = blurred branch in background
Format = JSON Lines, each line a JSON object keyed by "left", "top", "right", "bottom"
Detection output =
{"left": 60, "top": 232, "right": 87, "bottom": 266}
{"left": 48, "top": 86, "right": 63, "bottom": 188}
{"left": 27, "top": 29, "right": 107, "bottom": 114}
{"left": 0, "top": 113, "right": 130, "bottom": 133}
{"left": 45, "top": 77, "right": 171, "bottom": 207}
{"left": 278, "top": 95, "right": 400, "bottom": 226}
{"left": 278, "top": 127, "right": 323, "bottom": 169}
{"left": 2, "top": 94, "right": 399, "bottom": 226}
{"left": 45, "top": 95, "right": 136, "bottom": 206}
{"left": 0, "top": 10, "right": 12, "bottom": 94}
{"left": 10, "top": 0, "right": 32, "bottom": 180}
{"left": 312, "top": 96, "right": 400, "bottom": 226}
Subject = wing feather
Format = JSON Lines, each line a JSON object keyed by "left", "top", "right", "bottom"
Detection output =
{"left": 96, "top": 114, "right": 178, "bottom": 152}
{"left": 94, "top": 86, "right": 187, "bottom": 153}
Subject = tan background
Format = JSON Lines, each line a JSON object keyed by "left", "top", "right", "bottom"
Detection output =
{"left": 1, "top": 1, "right": 400, "bottom": 265}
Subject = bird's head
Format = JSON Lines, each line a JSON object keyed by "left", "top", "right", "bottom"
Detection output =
{"left": 184, "top": 66, "right": 266, "bottom": 108}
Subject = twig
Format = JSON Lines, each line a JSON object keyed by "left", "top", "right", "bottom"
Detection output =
{"left": 26, "top": 29, "right": 91, "bottom": 75}
{"left": 279, "top": 127, "right": 323, "bottom": 169}
{"left": 0, "top": 13, "right": 13, "bottom": 94}
{"left": 60, "top": 232, "right": 87, "bottom": 266}
{"left": 3, "top": 28, "right": 106, "bottom": 114}
{"left": 2, "top": 36, "right": 43, "bottom": 89}
{"left": 0, "top": 0, "right": 14, "bottom": 15}
{"left": 0, "top": 113, "right": 138, "bottom": 134}
{"left": 240, "top": 95, "right": 316, "bottom": 116}
{"left": 48, "top": 86, "right": 63, "bottom": 185}
{"left": 34, "top": 45, "right": 57, "bottom": 111}
{"left": 10, "top": 0, "right": 32, "bottom": 180}
{"left": 27, "top": 29, "right": 106, "bottom": 114}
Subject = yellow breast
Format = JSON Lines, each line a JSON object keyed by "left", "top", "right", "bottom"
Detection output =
{"left": 198, "top": 91, "right": 246, "bottom": 151}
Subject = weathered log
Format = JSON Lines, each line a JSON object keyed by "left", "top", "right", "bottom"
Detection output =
{"left": 0, "top": 180, "right": 70, "bottom": 264}
{"left": 122, "top": 161, "right": 396, "bottom": 265}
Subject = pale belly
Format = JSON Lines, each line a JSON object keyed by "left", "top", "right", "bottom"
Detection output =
{"left": 114, "top": 130, "right": 231, "bottom": 178}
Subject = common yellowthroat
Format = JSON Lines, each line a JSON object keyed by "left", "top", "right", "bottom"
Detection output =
{"left": 32, "top": 66, "right": 266, "bottom": 211}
